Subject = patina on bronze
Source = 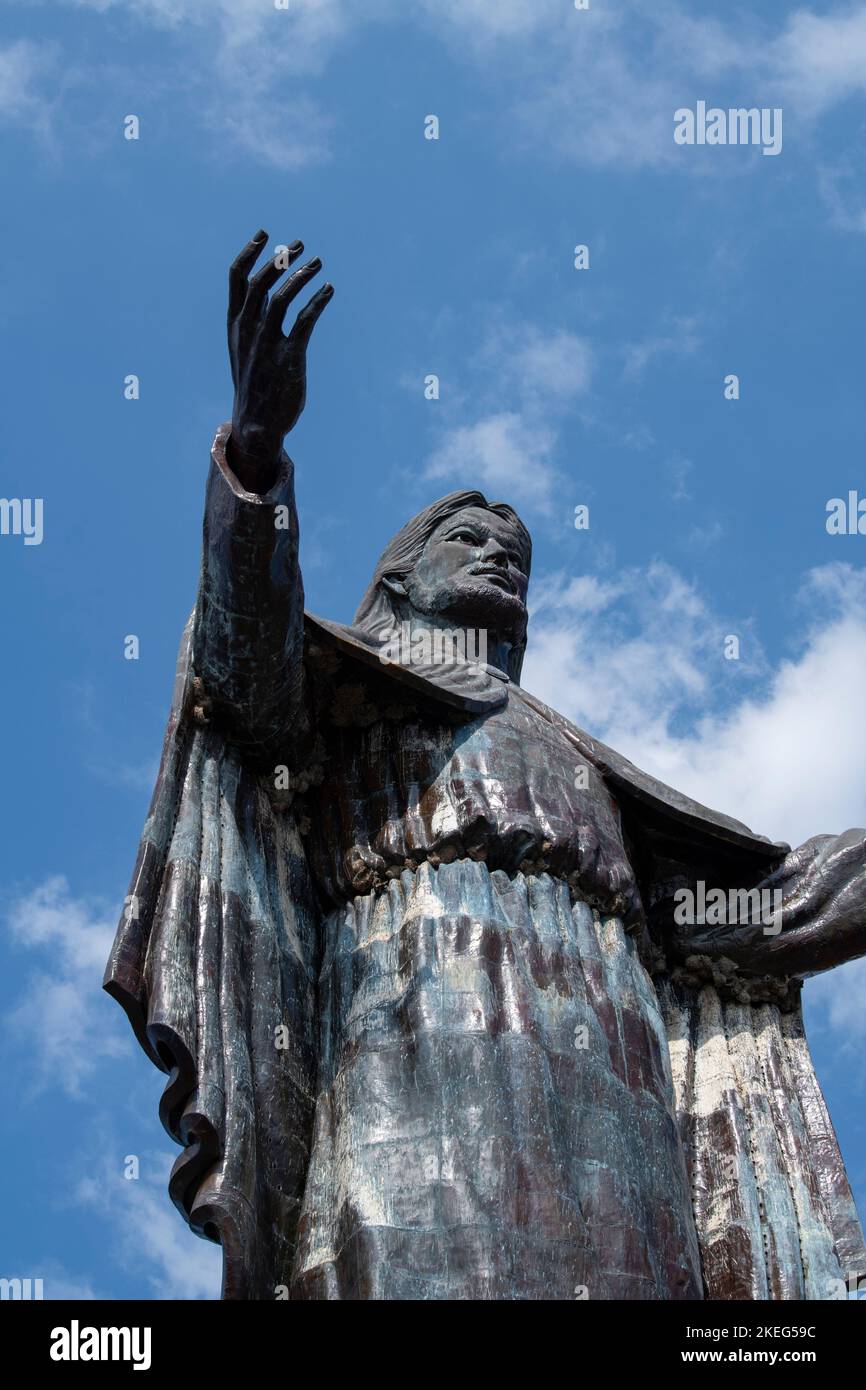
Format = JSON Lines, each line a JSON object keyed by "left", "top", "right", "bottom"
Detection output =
{"left": 105, "top": 232, "right": 866, "bottom": 1300}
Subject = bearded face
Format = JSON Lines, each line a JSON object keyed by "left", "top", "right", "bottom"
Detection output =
{"left": 394, "top": 505, "right": 529, "bottom": 642}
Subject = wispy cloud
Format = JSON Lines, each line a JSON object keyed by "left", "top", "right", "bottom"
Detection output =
{"left": 447, "top": 2, "right": 866, "bottom": 173}
{"left": 422, "top": 319, "right": 593, "bottom": 514}
{"left": 523, "top": 559, "right": 866, "bottom": 849}
{"left": 808, "top": 956, "right": 866, "bottom": 1044}
{"left": 202, "top": 93, "right": 332, "bottom": 172}
{"left": 19, "top": 1, "right": 866, "bottom": 182}
{"left": 34, "top": 0, "right": 342, "bottom": 165}
{"left": 666, "top": 456, "right": 695, "bottom": 504}
{"left": 488, "top": 324, "right": 594, "bottom": 406}
{"left": 66, "top": 0, "right": 353, "bottom": 75}
{"left": 3, "top": 876, "right": 127, "bottom": 1097}
{"left": 0, "top": 39, "right": 60, "bottom": 139}
{"left": 623, "top": 315, "right": 702, "bottom": 380}
{"left": 87, "top": 756, "right": 160, "bottom": 793}
{"left": 818, "top": 160, "right": 866, "bottom": 235}
{"left": 74, "top": 1149, "right": 222, "bottom": 1300}
{"left": 2, "top": 874, "right": 220, "bottom": 1297}
{"left": 34, "top": 1260, "right": 99, "bottom": 1301}
{"left": 770, "top": 6, "right": 866, "bottom": 114}
{"left": 425, "top": 411, "right": 559, "bottom": 513}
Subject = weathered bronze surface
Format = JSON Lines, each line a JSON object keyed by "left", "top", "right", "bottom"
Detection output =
{"left": 105, "top": 233, "right": 866, "bottom": 1300}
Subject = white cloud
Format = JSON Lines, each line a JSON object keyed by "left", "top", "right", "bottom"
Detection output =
{"left": 203, "top": 94, "right": 332, "bottom": 172}
{"left": 415, "top": 0, "right": 563, "bottom": 42}
{"left": 1, "top": 875, "right": 219, "bottom": 1296}
{"left": 818, "top": 161, "right": 866, "bottom": 235}
{"left": 623, "top": 316, "right": 702, "bottom": 380}
{"left": 0, "top": 39, "right": 59, "bottom": 137}
{"left": 26, "top": 1, "right": 866, "bottom": 178}
{"left": 421, "top": 0, "right": 866, "bottom": 176}
{"left": 75, "top": 1150, "right": 222, "bottom": 1300}
{"left": 45, "top": 0, "right": 342, "bottom": 164}
{"left": 37, "top": 1260, "right": 99, "bottom": 1300}
{"left": 425, "top": 411, "right": 560, "bottom": 513}
{"left": 525, "top": 561, "right": 737, "bottom": 760}
{"left": 667, "top": 456, "right": 695, "bottom": 504}
{"left": 3, "top": 876, "right": 127, "bottom": 1097}
{"left": 70, "top": 0, "right": 557, "bottom": 51}
{"left": 460, "top": 3, "right": 866, "bottom": 170}
{"left": 807, "top": 955, "right": 866, "bottom": 1042}
{"left": 523, "top": 560, "right": 866, "bottom": 848}
{"left": 771, "top": 7, "right": 866, "bottom": 114}
{"left": 68, "top": 0, "right": 352, "bottom": 73}
{"left": 422, "top": 321, "right": 592, "bottom": 514}
{"left": 496, "top": 326, "right": 594, "bottom": 405}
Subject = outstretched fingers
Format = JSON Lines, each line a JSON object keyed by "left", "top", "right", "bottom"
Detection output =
{"left": 265, "top": 257, "right": 324, "bottom": 335}
{"left": 288, "top": 283, "right": 335, "bottom": 350}
{"left": 243, "top": 239, "right": 306, "bottom": 323}
{"left": 228, "top": 229, "right": 269, "bottom": 320}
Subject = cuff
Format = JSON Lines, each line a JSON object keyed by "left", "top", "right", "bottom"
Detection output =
{"left": 211, "top": 422, "right": 294, "bottom": 506}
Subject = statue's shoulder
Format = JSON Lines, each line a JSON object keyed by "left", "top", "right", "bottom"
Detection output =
{"left": 512, "top": 682, "right": 786, "bottom": 863}
{"left": 303, "top": 613, "right": 508, "bottom": 716}
{"left": 301, "top": 615, "right": 783, "bottom": 862}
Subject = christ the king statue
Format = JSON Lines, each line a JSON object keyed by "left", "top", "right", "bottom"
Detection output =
{"left": 105, "top": 231, "right": 866, "bottom": 1301}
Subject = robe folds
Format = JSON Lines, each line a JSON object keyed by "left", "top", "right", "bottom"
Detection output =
{"left": 105, "top": 425, "right": 866, "bottom": 1300}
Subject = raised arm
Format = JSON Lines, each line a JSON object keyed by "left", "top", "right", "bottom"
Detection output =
{"left": 192, "top": 230, "right": 333, "bottom": 764}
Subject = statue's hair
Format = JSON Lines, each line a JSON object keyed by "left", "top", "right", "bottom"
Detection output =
{"left": 353, "top": 490, "right": 532, "bottom": 682}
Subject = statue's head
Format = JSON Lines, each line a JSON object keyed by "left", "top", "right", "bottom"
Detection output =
{"left": 354, "top": 491, "right": 532, "bottom": 682}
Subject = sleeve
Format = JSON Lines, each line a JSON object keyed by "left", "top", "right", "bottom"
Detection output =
{"left": 669, "top": 828, "right": 866, "bottom": 979}
{"left": 103, "top": 613, "right": 322, "bottom": 1298}
{"left": 192, "top": 422, "right": 311, "bottom": 766}
{"left": 605, "top": 777, "right": 866, "bottom": 1295}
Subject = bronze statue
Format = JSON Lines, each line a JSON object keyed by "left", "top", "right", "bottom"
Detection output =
{"left": 105, "top": 232, "right": 866, "bottom": 1300}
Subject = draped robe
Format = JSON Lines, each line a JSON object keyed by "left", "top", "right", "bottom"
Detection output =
{"left": 105, "top": 425, "right": 866, "bottom": 1300}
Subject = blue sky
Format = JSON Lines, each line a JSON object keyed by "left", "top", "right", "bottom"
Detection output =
{"left": 3, "top": 0, "right": 866, "bottom": 1299}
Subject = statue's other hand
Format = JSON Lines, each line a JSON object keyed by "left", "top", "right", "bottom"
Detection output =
{"left": 227, "top": 229, "right": 334, "bottom": 492}
{"left": 671, "top": 829, "right": 866, "bottom": 980}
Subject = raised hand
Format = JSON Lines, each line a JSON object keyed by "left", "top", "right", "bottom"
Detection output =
{"left": 227, "top": 229, "right": 334, "bottom": 492}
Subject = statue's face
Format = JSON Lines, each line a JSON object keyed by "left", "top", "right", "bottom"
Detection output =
{"left": 400, "top": 506, "right": 529, "bottom": 634}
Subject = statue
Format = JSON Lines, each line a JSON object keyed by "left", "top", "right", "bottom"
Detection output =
{"left": 105, "top": 231, "right": 866, "bottom": 1300}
